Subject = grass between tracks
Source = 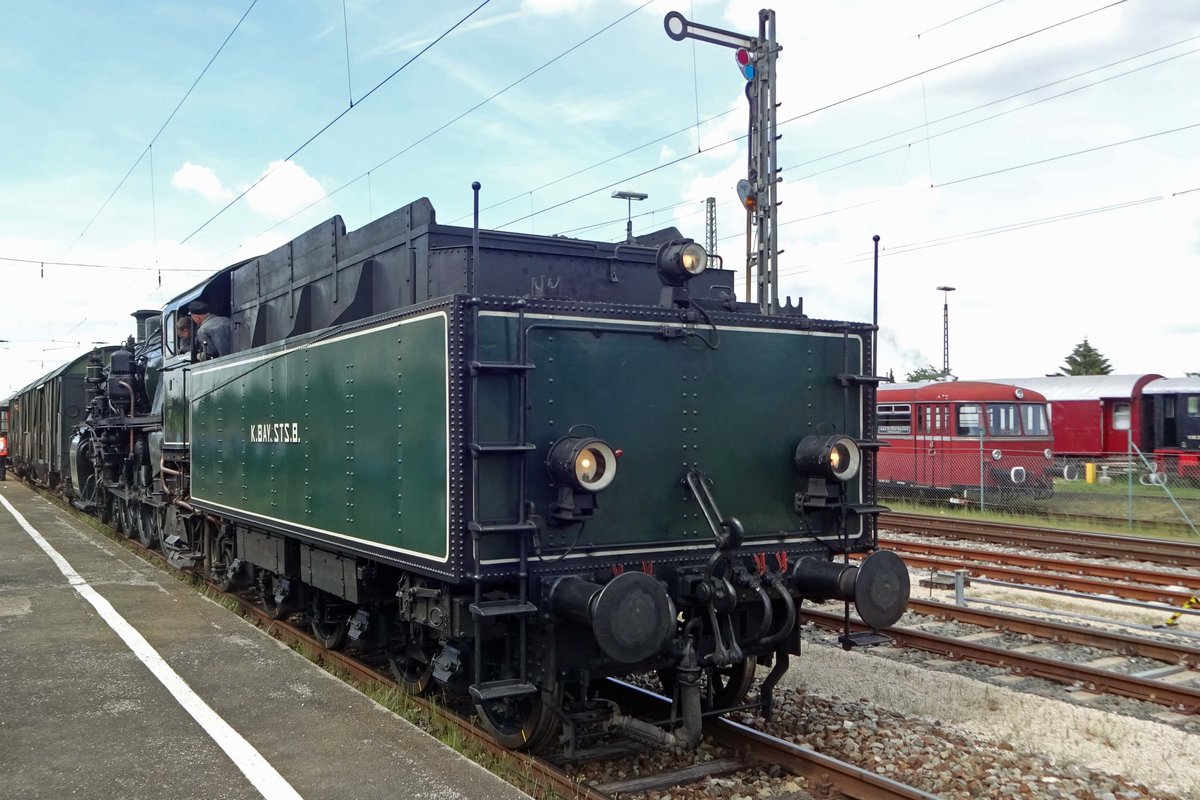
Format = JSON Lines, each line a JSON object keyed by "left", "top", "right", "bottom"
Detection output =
{"left": 886, "top": 499, "right": 1198, "bottom": 542}
{"left": 41, "top": 489, "right": 575, "bottom": 800}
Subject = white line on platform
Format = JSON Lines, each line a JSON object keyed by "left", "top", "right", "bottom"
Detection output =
{"left": 0, "top": 493, "right": 304, "bottom": 800}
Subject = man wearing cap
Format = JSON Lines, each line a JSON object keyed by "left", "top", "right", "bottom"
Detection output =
{"left": 189, "top": 300, "right": 231, "bottom": 360}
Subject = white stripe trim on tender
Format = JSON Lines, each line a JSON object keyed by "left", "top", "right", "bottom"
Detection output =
{"left": 0, "top": 494, "right": 304, "bottom": 800}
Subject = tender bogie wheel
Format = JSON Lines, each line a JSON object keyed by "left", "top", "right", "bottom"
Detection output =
{"left": 258, "top": 572, "right": 297, "bottom": 621}
{"left": 310, "top": 619, "right": 348, "bottom": 650}
{"left": 475, "top": 691, "right": 558, "bottom": 751}
{"left": 388, "top": 647, "right": 435, "bottom": 696}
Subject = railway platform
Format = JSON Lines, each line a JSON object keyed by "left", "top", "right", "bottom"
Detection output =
{"left": 0, "top": 481, "right": 529, "bottom": 800}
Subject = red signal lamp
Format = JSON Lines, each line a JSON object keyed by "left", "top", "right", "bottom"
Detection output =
{"left": 735, "top": 47, "right": 754, "bottom": 79}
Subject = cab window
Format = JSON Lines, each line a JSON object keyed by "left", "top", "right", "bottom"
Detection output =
{"left": 956, "top": 404, "right": 981, "bottom": 436}
{"left": 986, "top": 403, "right": 1019, "bottom": 436}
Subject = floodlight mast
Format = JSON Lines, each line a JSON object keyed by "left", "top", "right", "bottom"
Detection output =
{"left": 665, "top": 9, "right": 780, "bottom": 315}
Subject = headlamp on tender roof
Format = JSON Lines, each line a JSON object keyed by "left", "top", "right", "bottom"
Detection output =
{"left": 655, "top": 239, "right": 708, "bottom": 286}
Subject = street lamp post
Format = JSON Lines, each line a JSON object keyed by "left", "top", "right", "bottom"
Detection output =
{"left": 936, "top": 285, "right": 956, "bottom": 375}
{"left": 611, "top": 190, "right": 648, "bottom": 244}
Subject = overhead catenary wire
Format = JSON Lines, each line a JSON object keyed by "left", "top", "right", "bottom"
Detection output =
{"left": 217, "top": 0, "right": 1079, "bottom": 252}
{"left": 777, "top": 186, "right": 1200, "bottom": 277}
{"left": 197, "top": 0, "right": 659, "bottom": 267}
{"left": 791, "top": 42, "right": 1200, "bottom": 184}
{"left": 63, "top": 0, "right": 260, "bottom": 256}
{"left": 0, "top": 256, "right": 209, "bottom": 273}
{"left": 178, "top": 0, "right": 493, "bottom": 247}
{"left": 491, "top": 0, "right": 1134, "bottom": 231}
{"left": 565, "top": 35, "right": 1200, "bottom": 244}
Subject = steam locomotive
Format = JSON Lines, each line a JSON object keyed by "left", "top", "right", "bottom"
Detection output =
{"left": 4, "top": 192, "right": 909, "bottom": 752}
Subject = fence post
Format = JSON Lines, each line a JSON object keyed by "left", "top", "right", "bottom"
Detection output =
{"left": 979, "top": 426, "right": 985, "bottom": 514}
{"left": 1127, "top": 428, "right": 1134, "bottom": 530}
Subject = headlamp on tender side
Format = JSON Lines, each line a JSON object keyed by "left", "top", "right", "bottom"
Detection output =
{"left": 547, "top": 436, "right": 618, "bottom": 493}
{"left": 794, "top": 434, "right": 861, "bottom": 482}
{"left": 656, "top": 239, "right": 708, "bottom": 286}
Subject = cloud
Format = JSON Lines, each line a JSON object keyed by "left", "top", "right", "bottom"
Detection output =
{"left": 241, "top": 160, "right": 327, "bottom": 220}
{"left": 171, "top": 162, "right": 234, "bottom": 204}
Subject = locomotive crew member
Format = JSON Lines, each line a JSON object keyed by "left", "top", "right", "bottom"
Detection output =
{"left": 188, "top": 300, "right": 231, "bottom": 360}
{"left": 176, "top": 315, "right": 193, "bottom": 355}
{"left": 0, "top": 429, "right": 7, "bottom": 480}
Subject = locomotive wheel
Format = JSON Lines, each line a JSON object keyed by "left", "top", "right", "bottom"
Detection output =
{"left": 116, "top": 498, "right": 137, "bottom": 540}
{"left": 658, "top": 659, "right": 757, "bottom": 710}
{"left": 309, "top": 594, "right": 348, "bottom": 650}
{"left": 387, "top": 623, "right": 436, "bottom": 695}
{"left": 311, "top": 619, "right": 348, "bottom": 650}
{"left": 475, "top": 690, "right": 558, "bottom": 751}
{"left": 137, "top": 504, "right": 162, "bottom": 549}
{"left": 388, "top": 644, "right": 435, "bottom": 695}
{"left": 257, "top": 571, "right": 297, "bottom": 620}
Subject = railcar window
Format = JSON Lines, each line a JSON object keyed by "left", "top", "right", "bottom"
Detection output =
{"left": 1187, "top": 396, "right": 1200, "bottom": 417}
{"left": 1164, "top": 397, "right": 1175, "bottom": 419}
{"left": 987, "top": 403, "right": 1019, "bottom": 436}
{"left": 1021, "top": 404, "right": 1049, "bottom": 436}
{"left": 956, "top": 404, "right": 982, "bottom": 436}
{"left": 1113, "top": 402, "right": 1131, "bottom": 431}
{"left": 876, "top": 404, "right": 912, "bottom": 435}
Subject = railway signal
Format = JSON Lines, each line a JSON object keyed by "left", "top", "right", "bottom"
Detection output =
{"left": 665, "top": 10, "right": 780, "bottom": 314}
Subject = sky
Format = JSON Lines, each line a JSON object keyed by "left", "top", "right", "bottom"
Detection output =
{"left": 1, "top": 0, "right": 1198, "bottom": 398}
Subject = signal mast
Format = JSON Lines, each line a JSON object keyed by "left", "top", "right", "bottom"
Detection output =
{"left": 665, "top": 9, "right": 780, "bottom": 314}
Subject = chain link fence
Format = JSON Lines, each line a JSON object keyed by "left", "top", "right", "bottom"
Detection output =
{"left": 878, "top": 446, "right": 1200, "bottom": 535}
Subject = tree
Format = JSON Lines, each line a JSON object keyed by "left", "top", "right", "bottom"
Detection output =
{"left": 905, "top": 365, "right": 954, "bottom": 382}
{"left": 1058, "top": 338, "right": 1112, "bottom": 376}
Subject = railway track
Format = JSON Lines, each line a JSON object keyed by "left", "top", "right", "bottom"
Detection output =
{"left": 879, "top": 537, "right": 1200, "bottom": 591}
{"left": 48, "top": 488, "right": 933, "bottom": 800}
{"left": 879, "top": 512, "right": 1200, "bottom": 569}
{"left": 599, "top": 681, "right": 939, "bottom": 800}
{"left": 804, "top": 605, "right": 1200, "bottom": 714}
{"left": 890, "top": 550, "right": 1196, "bottom": 605}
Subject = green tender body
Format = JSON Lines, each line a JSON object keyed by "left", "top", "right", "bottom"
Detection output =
{"left": 189, "top": 310, "right": 450, "bottom": 561}
{"left": 187, "top": 299, "right": 864, "bottom": 576}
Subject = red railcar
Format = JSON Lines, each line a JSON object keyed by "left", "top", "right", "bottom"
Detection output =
{"left": 877, "top": 381, "right": 1054, "bottom": 504}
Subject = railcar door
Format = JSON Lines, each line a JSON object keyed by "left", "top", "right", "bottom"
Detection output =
{"left": 918, "top": 402, "right": 950, "bottom": 489}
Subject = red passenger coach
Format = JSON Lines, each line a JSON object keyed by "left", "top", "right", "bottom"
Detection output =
{"left": 978, "top": 375, "right": 1162, "bottom": 459}
{"left": 877, "top": 381, "right": 1054, "bottom": 505}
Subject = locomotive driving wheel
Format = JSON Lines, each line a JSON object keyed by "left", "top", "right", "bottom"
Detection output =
{"left": 474, "top": 689, "right": 559, "bottom": 751}
{"left": 137, "top": 503, "right": 163, "bottom": 549}
{"left": 116, "top": 497, "right": 138, "bottom": 540}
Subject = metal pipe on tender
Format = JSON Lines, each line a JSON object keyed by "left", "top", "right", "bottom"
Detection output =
{"left": 469, "top": 181, "right": 481, "bottom": 295}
